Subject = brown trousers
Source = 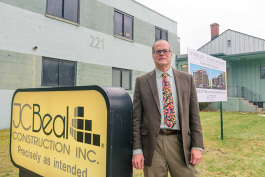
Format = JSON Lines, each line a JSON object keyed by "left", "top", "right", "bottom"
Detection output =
{"left": 144, "top": 134, "right": 198, "bottom": 177}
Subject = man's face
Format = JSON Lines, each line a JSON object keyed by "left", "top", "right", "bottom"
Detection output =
{"left": 152, "top": 40, "right": 172, "bottom": 70}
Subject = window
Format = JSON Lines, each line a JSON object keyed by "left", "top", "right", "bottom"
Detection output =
{"left": 112, "top": 68, "right": 132, "bottom": 90}
{"left": 46, "top": 0, "right": 79, "bottom": 23}
{"left": 261, "top": 67, "right": 265, "bottom": 79}
{"left": 114, "top": 10, "right": 133, "bottom": 40}
{"left": 155, "top": 27, "right": 168, "bottom": 41}
{"left": 227, "top": 40, "right": 231, "bottom": 47}
{"left": 42, "top": 57, "right": 76, "bottom": 87}
{"left": 181, "top": 65, "right": 188, "bottom": 73}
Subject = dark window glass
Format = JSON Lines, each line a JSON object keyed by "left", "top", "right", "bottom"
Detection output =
{"left": 161, "top": 30, "right": 168, "bottom": 40}
{"left": 42, "top": 57, "right": 76, "bottom": 87}
{"left": 46, "top": 0, "right": 79, "bottom": 23}
{"left": 114, "top": 11, "right": 123, "bottom": 37}
{"left": 114, "top": 10, "right": 133, "bottom": 40}
{"left": 155, "top": 27, "right": 168, "bottom": 41}
{"left": 47, "top": 0, "right": 63, "bottom": 18}
{"left": 59, "top": 60, "right": 76, "bottom": 86}
{"left": 261, "top": 67, "right": 265, "bottom": 79}
{"left": 64, "top": 0, "right": 79, "bottom": 23}
{"left": 112, "top": 68, "right": 131, "bottom": 90}
{"left": 124, "top": 15, "right": 133, "bottom": 40}
{"left": 155, "top": 28, "right": 161, "bottom": 42}
{"left": 42, "top": 58, "right": 59, "bottom": 86}
{"left": 112, "top": 69, "right": 121, "bottom": 87}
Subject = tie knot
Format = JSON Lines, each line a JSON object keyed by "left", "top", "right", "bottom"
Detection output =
{"left": 162, "top": 73, "right": 168, "bottom": 78}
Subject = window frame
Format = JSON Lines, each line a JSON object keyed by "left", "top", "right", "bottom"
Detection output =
{"left": 261, "top": 66, "right": 265, "bottom": 79}
{"left": 114, "top": 9, "right": 134, "bottom": 41}
{"left": 42, "top": 57, "right": 76, "bottom": 87}
{"left": 46, "top": 0, "right": 80, "bottom": 24}
{"left": 155, "top": 27, "right": 168, "bottom": 41}
{"left": 112, "top": 67, "right": 132, "bottom": 90}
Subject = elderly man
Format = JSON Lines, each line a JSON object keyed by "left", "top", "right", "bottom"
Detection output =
{"left": 132, "top": 39, "right": 204, "bottom": 177}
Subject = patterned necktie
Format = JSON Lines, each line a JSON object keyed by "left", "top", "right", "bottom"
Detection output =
{"left": 162, "top": 73, "right": 176, "bottom": 128}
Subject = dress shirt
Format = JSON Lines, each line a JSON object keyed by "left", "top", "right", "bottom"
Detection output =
{"left": 155, "top": 67, "right": 180, "bottom": 130}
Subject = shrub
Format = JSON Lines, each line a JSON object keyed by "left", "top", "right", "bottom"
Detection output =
{"left": 199, "top": 102, "right": 211, "bottom": 111}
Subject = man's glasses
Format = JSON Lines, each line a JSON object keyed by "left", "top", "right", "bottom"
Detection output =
{"left": 152, "top": 49, "right": 171, "bottom": 55}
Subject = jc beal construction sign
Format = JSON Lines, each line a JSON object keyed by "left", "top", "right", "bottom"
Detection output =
{"left": 10, "top": 86, "right": 133, "bottom": 177}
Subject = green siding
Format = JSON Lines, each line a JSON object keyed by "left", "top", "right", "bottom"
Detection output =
{"left": 76, "top": 62, "right": 112, "bottom": 87}
{"left": 80, "top": 0, "right": 114, "bottom": 36}
{"left": 241, "top": 61, "right": 246, "bottom": 88}
{"left": 236, "top": 62, "right": 241, "bottom": 86}
{"left": 246, "top": 61, "right": 251, "bottom": 89}
{"left": 255, "top": 60, "right": 261, "bottom": 95}
{"left": 261, "top": 59, "right": 265, "bottom": 101}
{"left": 134, "top": 18, "right": 154, "bottom": 47}
{"left": 250, "top": 60, "right": 255, "bottom": 92}
{"left": 76, "top": 62, "right": 148, "bottom": 95}
{"left": 0, "top": 50, "right": 42, "bottom": 90}
{"left": 227, "top": 59, "right": 265, "bottom": 102}
{"left": 0, "top": 0, "right": 46, "bottom": 14}
{"left": 168, "top": 32, "right": 180, "bottom": 55}
{"left": 131, "top": 70, "right": 147, "bottom": 95}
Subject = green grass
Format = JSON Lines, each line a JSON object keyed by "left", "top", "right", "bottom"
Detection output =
{"left": 1, "top": 112, "right": 265, "bottom": 176}
{"left": 134, "top": 111, "right": 265, "bottom": 177}
{"left": 0, "top": 129, "right": 19, "bottom": 177}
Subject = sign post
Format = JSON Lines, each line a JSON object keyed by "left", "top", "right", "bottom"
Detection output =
{"left": 10, "top": 86, "right": 133, "bottom": 177}
{"left": 220, "top": 102, "right": 223, "bottom": 140}
{"left": 188, "top": 48, "right": 227, "bottom": 140}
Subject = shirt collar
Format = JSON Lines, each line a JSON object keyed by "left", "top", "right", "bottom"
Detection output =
{"left": 155, "top": 67, "right": 173, "bottom": 79}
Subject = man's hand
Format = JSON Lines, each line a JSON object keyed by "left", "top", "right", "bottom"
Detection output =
{"left": 190, "top": 148, "right": 202, "bottom": 166}
{"left": 132, "top": 153, "right": 144, "bottom": 169}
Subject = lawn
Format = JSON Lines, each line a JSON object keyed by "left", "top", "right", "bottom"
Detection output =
{"left": 1, "top": 112, "right": 265, "bottom": 176}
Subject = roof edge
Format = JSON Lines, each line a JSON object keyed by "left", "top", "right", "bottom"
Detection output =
{"left": 131, "top": 0, "right": 178, "bottom": 24}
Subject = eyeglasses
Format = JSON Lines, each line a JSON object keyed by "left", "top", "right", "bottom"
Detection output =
{"left": 152, "top": 49, "right": 171, "bottom": 55}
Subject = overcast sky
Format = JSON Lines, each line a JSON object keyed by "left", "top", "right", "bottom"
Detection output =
{"left": 135, "top": 0, "right": 265, "bottom": 54}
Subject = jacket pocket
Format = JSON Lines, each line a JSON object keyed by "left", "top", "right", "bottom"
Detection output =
{"left": 188, "top": 130, "right": 191, "bottom": 136}
{"left": 141, "top": 129, "right": 148, "bottom": 135}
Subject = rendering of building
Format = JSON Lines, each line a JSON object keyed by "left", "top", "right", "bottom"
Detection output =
{"left": 193, "top": 68, "right": 209, "bottom": 88}
{"left": 212, "top": 72, "right": 225, "bottom": 89}
{"left": 177, "top": 23, "right": 265, "bottom": 112}
{"left": 0, "top": 0, "right": 180, "bottom": 130}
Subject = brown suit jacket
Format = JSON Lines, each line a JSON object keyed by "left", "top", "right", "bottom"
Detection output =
{"left": 133, "top": 68, "right": 204, "bottom": 166}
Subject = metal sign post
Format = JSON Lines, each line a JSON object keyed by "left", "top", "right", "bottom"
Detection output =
{"left": 220, "top": 102, "right": 223, "bottom": 140}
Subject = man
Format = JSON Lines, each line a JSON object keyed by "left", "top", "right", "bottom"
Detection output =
{"left": 132, "top": 40, "right": 204, "bottom": 177}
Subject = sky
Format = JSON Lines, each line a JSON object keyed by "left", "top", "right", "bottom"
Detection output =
{"left": 135, "top": 0, "right": 265, "bottom": 54}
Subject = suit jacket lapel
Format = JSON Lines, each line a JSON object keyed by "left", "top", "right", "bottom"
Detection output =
{"left": 147, "top": 70, "right": 161, "bottom": 115}
{"left": 173, "top": 69, "right": 183, "bottom": 125}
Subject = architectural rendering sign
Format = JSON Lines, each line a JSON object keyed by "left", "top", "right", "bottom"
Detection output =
{"left": 10, "top": 86, "right": 132, "bottom": 177}
{"left": 188, "top": 48, "right": 227, "bottom": 102}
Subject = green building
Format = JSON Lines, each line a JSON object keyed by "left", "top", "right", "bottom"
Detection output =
{"left": 0, "top": 0, "right": 180, "bottom": 130}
